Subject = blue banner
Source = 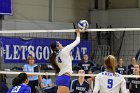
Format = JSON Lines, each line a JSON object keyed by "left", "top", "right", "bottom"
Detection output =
{"left": 0, "top": 0, "right": 12, "bottom": 15}
{"left": 0, "top": 37, "right": 91, "bottom": 64}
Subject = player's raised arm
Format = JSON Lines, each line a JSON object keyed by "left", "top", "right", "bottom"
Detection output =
{"left": 63, "top": 29, "right": 80, "bottom": 52}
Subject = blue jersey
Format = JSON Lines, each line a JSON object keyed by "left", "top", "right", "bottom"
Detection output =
{"left": 7, "top": 83, "right": 31, "bottom": 93}
{"left": 70, "top": 79, "right": 89, "bottom": 93}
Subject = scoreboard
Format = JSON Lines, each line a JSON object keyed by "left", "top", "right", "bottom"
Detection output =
{"left": 0, "top": 0, "right": 12, "bottom": 15}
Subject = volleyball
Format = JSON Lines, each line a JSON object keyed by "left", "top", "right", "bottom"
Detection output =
{"left": 78, "top": 20, "right": 89, "bottom": 30}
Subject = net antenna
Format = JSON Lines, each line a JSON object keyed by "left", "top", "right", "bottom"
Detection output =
{"left": 73, "top": 23, "right": 76, "bottom": 29}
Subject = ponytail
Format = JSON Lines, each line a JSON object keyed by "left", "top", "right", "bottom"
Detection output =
{"left": 49, "top": 42, "right": 60, "bottom": 74}
{"left": 110, "top": 56, "right": 116, "bottom": 74}
{"left": 104, "top": 55, "right": 116, "bottom": 74}
{"left": 49, "top": 52, "right": 60, "bottom": 74}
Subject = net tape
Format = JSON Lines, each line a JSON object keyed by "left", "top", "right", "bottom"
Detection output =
{"left": 1, "top": 28, "right": 140, "bottom": 33}
{"left": 0, "top": 71, "right": 139, "bottom": 78}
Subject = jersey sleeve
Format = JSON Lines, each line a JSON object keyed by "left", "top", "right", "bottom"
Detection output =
{"left": 93, "top": 75, "right": 100, "bottom": 93}
{"left": 70, "top": 79, "right": 76, "bottom": 93}
{"left": 120, "top": 77, "right": 127, "bottom": 93}
{"left": 63, "top": 37, "right": 80, "bottom": 53}
{"left": 50, "top": 79, "right": 53, "bottom": 84}
{"left": 23, "top": 64, "right": 28, "bottom": 72}
{"left": 24, "top": 86, "right": 31, "bottom": 93}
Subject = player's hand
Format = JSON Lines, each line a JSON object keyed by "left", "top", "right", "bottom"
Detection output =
{"left": 75, "top": 29, "right": 80, "bottom": 37}
{"left": 75, "top": 29, "right": 81, "bottom": 33}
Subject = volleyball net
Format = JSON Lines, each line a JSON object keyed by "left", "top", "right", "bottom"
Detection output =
{"left": 0, "top": 28, "right": 140, "bottom": 88}
{"left": 0, "top": 71, "right": 140, "bottom": 78}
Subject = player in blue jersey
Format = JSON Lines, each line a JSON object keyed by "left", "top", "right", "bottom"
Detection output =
{"left": 93, "top": 55, "right": 127, "bottom": 93}
{"left": 7, "top": 73, "right": 31, "bottom": 93}
{"left": 49, "top": 29, "right": 80, "bottom": 93}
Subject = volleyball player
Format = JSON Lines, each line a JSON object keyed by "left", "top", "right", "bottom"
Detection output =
{"left": 70, "top": 70, "right": 89, "bottom": 93}
{"left": 93, "top": 55, "right": 127, "bottom": 93}
{"left": 116, "top": 58, "right": 126, "bottom": 75}
{"left": 128, "top": 65, "right": 140, "bottom": 93}
{"left": 7, "top": 73, "right": 31, "bottom": 93}
{"left": 49, "top": 29, "right": 80, "bottom": 93}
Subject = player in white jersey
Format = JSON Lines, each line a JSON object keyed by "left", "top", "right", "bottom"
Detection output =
{"left": 93, "top": 55, "right": 127, "bottom": 93}
{"left": 49, "top": 29, "right": 80, "bottom": 93}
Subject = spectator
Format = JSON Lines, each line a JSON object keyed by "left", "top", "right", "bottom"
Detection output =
{"left": 7, "top": 73, "right": 31, "bottom": 93}
{"left": 116, "top": 58, "right": 126, "bottom": 75}
{"left": 128, "top": 65, "right": 140, "bottom": 93}
{"left": 78, "top": 54, "right": 94, "bottom": 90}
{"left": 23, "top": 56, "right": 42, "bottom": 93}
{"left": 70, "top": 70, "right": 89, "bottom": 93}
{"left": 40, "top": 74, "right": 57, "bottom": 93}
{"left": 128, "top": 57, "right": 137, "bottom": 75}
{"left": 78, "top": 54, "right": 94, "bottom": 76}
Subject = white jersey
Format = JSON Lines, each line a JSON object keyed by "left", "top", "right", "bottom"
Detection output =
{"left": 56, "top": 37, "right": 80, "bottom": 76}
{"left": 93, "top": 71, "right": 127, "bottom": 93}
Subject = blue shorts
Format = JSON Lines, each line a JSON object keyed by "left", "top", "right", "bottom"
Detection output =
{"left": 56, "top": 74, "right": 70, "bottom": 87}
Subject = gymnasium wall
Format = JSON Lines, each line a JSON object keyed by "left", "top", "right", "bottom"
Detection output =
{"left": 90, "top": 8, "right": 140, "bottom": 65}
{"left": 111, "top": 0, "right": 138, "bottom": 9}
{"left": 5, "top": 0, "right": 90, "bottom": 22}
{"left": 91, "top": 8, "right": 140, "bottom": 27}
